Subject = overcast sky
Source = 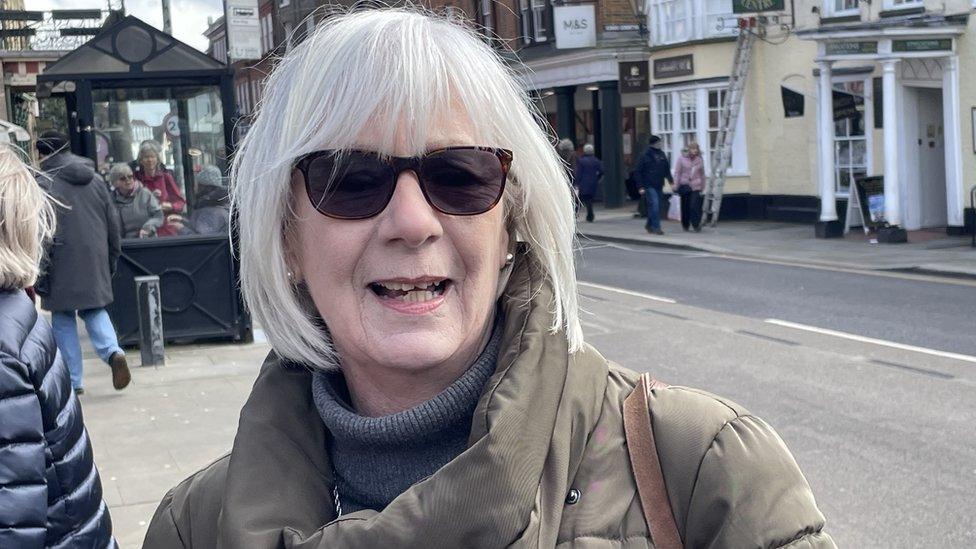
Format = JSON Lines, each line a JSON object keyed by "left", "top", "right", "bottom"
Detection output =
{"left": 26, "top": 0, "right": 224, "bottom": 51}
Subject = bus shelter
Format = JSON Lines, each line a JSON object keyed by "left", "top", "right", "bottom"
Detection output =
{"left": 37, "top": 16, "right": 250, "bottom": 345}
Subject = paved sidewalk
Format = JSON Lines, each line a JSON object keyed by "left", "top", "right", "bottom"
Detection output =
{"left": 579, "top": 204, "right": 976, "bottom": 278}
{"left": 76, "top": 333, "right": 269, "bottom": 547}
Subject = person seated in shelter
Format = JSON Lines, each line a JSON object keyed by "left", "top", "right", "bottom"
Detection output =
{"left": 109, "top": 162, "right": 163, "bottom": 238}
{"left": 175, "top": 165, "right": 231, "bottom": 236}
{"left": 134, "top": 140, "right": 185, "bottom": 236}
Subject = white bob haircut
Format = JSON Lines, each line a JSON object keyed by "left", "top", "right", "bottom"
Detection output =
{"left": 0, "top": 144, "right": 56, "bottom": 291}
{"left": 231, "top": 5, "right": 582, "bottom": 369}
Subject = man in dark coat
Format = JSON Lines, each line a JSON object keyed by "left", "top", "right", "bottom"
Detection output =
{"left": 632, "top": 135, "right": 674, "bottom": 235}
{"left": 35, "top": 131, "right": 130, "bottom": 394}
{"left": 573, "top": 144, "right": 603, "bottom": 223}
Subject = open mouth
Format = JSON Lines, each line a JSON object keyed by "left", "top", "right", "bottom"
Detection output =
{"left": 368, "top": 279, "right": 451, "bottom": 303}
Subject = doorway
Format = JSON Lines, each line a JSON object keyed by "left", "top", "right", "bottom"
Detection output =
{"left": 902, "top": 87, "right": 947, "bottom": 230}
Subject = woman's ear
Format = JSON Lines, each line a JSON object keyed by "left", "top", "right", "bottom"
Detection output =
{"left": 283, "top": 172, "right": 307, "bottom": 284}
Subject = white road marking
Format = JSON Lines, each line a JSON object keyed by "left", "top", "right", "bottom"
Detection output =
{"left": 765, "top": 319, "right": 976, "bottom": 364}
{"left": 578, "top": 281, "right": 677, "bottom": 304}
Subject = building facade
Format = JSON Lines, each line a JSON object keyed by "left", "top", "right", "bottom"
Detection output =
{"left": 796, "top": 0, "right": 974, "bottom": 235}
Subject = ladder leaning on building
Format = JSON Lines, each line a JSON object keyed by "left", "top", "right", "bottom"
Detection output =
{"left": 701, "top": 21, "right": 757, "bottom": 227}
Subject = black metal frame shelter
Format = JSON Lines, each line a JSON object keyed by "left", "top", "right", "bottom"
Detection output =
{"left": 37, "top": 16, "right": 251, "bottom": 346}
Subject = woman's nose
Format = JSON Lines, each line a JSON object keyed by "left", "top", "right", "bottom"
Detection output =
{"left": 378, "top": 170, "right": 443, "bottom": 248}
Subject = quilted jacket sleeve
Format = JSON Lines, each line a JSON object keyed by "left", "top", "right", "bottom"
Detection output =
{"left": 648, "top": 386, "right": 835, "bottom": 548}
{"left": 0, "top": 291, "right": 116, "bottom": 548}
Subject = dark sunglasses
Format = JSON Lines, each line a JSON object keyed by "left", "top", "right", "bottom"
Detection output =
{"left": 294, "top": 146, "right": 512, "bottom": 220}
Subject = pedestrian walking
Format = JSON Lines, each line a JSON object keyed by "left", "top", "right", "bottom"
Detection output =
{"left": 574, "top": 143, "right": 603, "bottom": 222}
{"left": 556, "top": 138, "right": 577, "bottom": 185}
{"left": 672, "top": 141, "right": 705, "bottom": 232}
{"left": 134, "top": 140, "right": 185, "bottom": 237}
{"left": 145, "top": 9, "right": 834, "bottom": 548}
{"left": 0, "top": 143, "right": 116, "bottom": 548}
{"left": 633, "top": 135, "right": 674, "bottom": 235}
{"left": 34, "top": 131, "right": 130, "bottom": 395}
{"left": 109, "top": 162, "right": 163, "bottom": 238}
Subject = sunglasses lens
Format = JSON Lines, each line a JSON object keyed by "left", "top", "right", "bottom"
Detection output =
{"left": 305, "top": 151, "right": 394, "bottom": 219}
{"left": 421, "top": 149, "right": 505, "bottom": 215}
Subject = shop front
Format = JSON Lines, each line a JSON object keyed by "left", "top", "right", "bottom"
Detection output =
{"left": 519, "top": 48, "right": 652, "bottom": 208}
{"left": 801, "top": 17, "right": 970, "bottom": 238}
{"left": 37, "top": 16, "right": 250, "bottom": 344}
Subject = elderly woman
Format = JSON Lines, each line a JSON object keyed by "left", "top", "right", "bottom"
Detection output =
{"left": 109, "top": 162, "right": 163, "bottom": 238}
{"left": 134, "top": 141, "right": 185, "bottom": 236}
{"left": 0, "top": 144, "right": 115, "bottom": 546}
{"left": 146, "top": 8, "right": 834, "bottom": 548}
{"left": 672, "top": 142, "right": 706, "bottom": 232}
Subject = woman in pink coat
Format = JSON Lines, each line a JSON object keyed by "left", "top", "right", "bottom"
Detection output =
{"left": 672, "top": 141, "right": 705, "bottom": 232}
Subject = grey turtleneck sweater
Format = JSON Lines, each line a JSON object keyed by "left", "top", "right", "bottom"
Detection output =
{"left": 311, "top": 315, "right": 503, "bottom": 513}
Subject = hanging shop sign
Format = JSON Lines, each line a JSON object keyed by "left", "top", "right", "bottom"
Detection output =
{"left": 732, "top": 0, "right": 785, "bottom": 14}
{"left": 653, "top": 54, "right": 693, "bottom": 79}
{"left": 553, "top": 5, "right": 596, "bottom": 50}
{"left": 619, "top": 61, "right": 649, "bottom": 93}
{"left": 226, "top": 0, "right": 261, "bottom": 61}
{"left": 825, "top": 41, "right": 878, "bottom": 55}
{"left": 892, "top": 39, "right": 952, "bottom": 53}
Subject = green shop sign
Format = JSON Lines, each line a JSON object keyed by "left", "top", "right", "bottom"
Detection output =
{"left": 732, "top": 0, "right": 785, "bottom": 13}
{"left": 892, "top": 39, "right": 952, "bottom": 53}
{"left": 825, "top": 41, "right": 878, "bottom": 55}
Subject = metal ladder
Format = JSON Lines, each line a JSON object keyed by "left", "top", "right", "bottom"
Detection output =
{"left": 701, "top": 24, "right": 757, "bottom": 227}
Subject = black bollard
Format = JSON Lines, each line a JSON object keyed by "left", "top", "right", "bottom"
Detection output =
{"left": 135, "top": 275, "right": 165, "bottom": 366}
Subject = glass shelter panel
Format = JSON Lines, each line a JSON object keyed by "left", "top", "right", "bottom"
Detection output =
{"left": 93, "top": 86, "right": 229, "bottom": 240}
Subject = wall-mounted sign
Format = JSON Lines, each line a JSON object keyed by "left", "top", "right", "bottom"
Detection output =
{"left": 892, "top": 39, "right": 952, "bottom": 53}
{"left": 604, "top": 24, "right": 640, "bottom": 31}
{"left": 825, "top": 41, "right": 878, "bottom": 55}
{"left": 619, "top": 61, "right": 649, "bottom": 93}
{"left": 732, "top": 0, "right": 785, "bottom": 14}
{"left": 226, "top": 0, "right": 261, "bottom": 61}
{"left": 653, "top": 55, "right": 694, "bottom": 79}
{"left": 554, "top": 5, "right": 596, "bottom": 50}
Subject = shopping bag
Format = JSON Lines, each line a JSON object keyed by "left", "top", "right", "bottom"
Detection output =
{"left": 667, "top": 194, "right": 681, "bottom": 221}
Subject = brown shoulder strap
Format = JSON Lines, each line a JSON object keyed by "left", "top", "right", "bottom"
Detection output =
{"left": 623, "top": 373, "right": 682, "bottom": 549}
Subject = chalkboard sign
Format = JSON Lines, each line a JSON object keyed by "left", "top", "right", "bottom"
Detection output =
{"left": 853, "top": 175, "right": 886, "bottom": 229}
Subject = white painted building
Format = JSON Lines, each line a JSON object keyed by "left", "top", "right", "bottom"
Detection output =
{"left": 797, "top": 0, "right": 974, "bottom": 236}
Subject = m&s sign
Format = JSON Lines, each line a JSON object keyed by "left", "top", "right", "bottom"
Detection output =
{"left": 554, "top": 5, "right": 596, "bottom": 49}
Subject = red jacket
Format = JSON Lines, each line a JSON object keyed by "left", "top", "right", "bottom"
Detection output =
{"left": 136, "top": 169, "right": 185, "bottom": 236}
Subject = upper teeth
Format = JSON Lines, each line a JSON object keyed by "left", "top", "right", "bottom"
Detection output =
{"left": 378, "top": 281, "right": 436, "bottom": 292}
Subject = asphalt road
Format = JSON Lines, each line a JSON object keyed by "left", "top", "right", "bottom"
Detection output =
{"left": 575, "top": 242, "right": 976, "bottom": 548}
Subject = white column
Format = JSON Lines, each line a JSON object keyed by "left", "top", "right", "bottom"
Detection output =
{"left": 881, "top": 59, "right": 902, "bottom": 227}
{"left": 942, "top": 55, "right": 965, "bottom": 227}
{"left": 817, "top": 61, "right": 837, "bottom": 222}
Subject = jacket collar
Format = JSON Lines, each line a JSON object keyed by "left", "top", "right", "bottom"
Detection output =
{"left": 215, "top": 250, "right": 609, "bottom": 548}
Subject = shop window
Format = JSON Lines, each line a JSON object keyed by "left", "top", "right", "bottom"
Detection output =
{"left": 654, "top": 94, "right": 674, "bottom": 160}
{"left": 832, "top": 80, "right": 868, "bottom": 196}
{"left": 92, "top": 86, "right": 229, "bottom": 240}
{"left": 652, "top": 85, "right": 748, "bottom": 174}
{"left": 649, "top": 0, "right": 735, "bottom": 46}
{"left": 824, "top": 0, "right": 858, "bottom": 16}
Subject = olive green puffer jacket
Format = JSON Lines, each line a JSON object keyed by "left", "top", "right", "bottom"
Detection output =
{"left": 145, "top": 256, "right": 834, "bottom": 548}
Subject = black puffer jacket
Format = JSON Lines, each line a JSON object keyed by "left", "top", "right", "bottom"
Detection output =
{"left": 0, "top": 290, "right": 115, "bottom": 548}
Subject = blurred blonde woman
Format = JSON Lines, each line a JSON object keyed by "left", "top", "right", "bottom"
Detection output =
{"left": 0, "top": 144, "right": 115, "bottom": 547}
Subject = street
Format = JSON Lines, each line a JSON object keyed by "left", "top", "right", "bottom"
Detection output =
{"left": 80, "top": 242, "right": 976, "bottom": 547}
{"left": 576, "top": 241, "right": 976, "bottom": 548}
